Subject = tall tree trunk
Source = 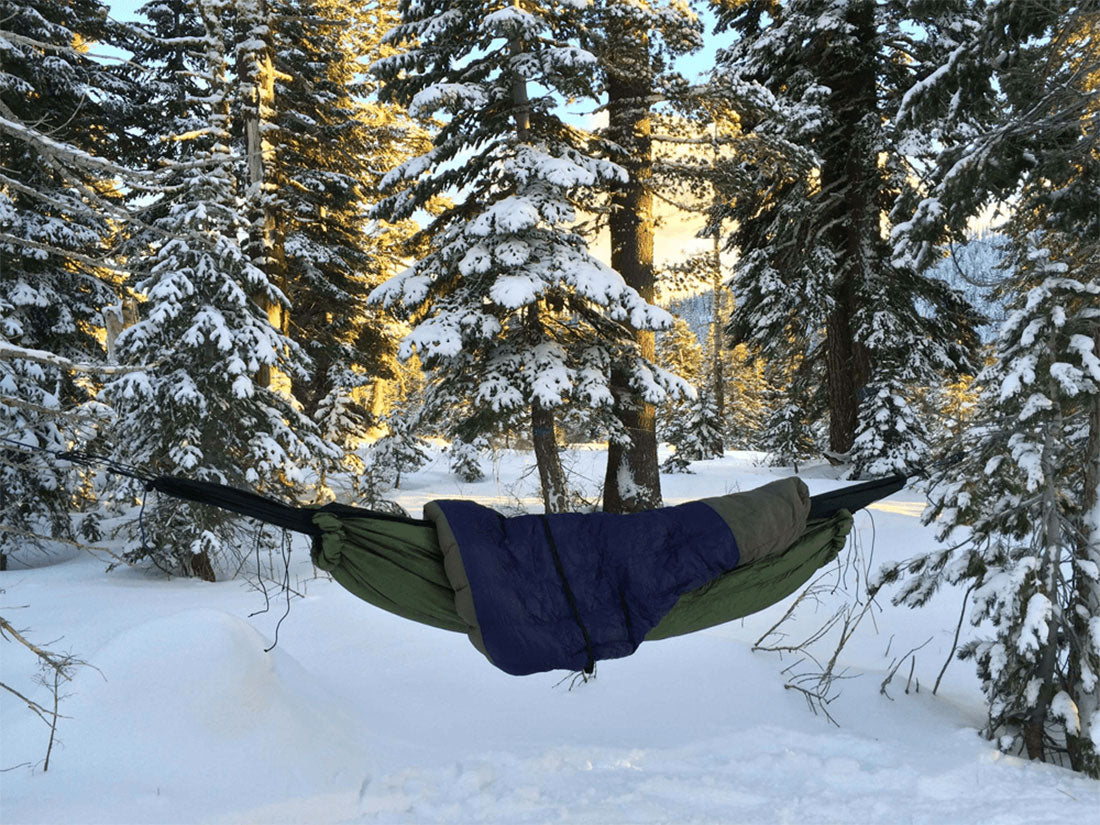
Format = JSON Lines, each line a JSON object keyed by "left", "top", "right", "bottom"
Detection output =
{"left": 711, "top": 236, "right": 726, "bottom": 445}
{"left": 1068, "top": 327, "right": 1100, "bottom": 773}
{"left": 511, "top": 37, "right": 568, "bottom": 513}
{"left": 602, "top": 56, "right": 662, "bottom": 513}
{"left": 532, "top": 396, "right": 569, "bottom": 513}
{"left": 824, "top": 278, "right": 864, "bottom": 456}
{"left": 526, "top": 302, "right": 569, "bottom": 512}
{"left": 1025, "top": 365, "right": 1067, "bottom": 761}
{"left": 819, "top": 1, "right": 875, "bottom": 457}
{"left": 238, "top": 0, "right": 285, "bottom": 389}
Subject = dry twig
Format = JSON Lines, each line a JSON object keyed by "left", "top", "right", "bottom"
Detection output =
{"left": 0, "top": 615, "right": 92, "bottom": 771}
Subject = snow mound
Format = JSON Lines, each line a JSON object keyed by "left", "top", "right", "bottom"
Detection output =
{"left": 19, "top": 609, "right": 369, "bottom": 824}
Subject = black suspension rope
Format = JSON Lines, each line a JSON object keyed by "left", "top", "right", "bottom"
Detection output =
{"left": 264, "top": 530, "right": 294, "bottom": 653}
{"left": 1, "top": 436, "right": 152, "bottom": 482}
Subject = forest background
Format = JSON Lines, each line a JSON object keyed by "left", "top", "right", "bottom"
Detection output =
{"left": 1, "top": 0, "right": 1098, "bottom": 778}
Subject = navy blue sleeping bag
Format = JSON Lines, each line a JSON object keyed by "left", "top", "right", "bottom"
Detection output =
{"left": 430, "top": 499, "right": 740, "bottom": 675}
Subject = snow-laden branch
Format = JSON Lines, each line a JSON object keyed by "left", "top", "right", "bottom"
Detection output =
{"left": 0, "top": 29, "right": 146, "bottom": 71}
{"left": 0, "top": 393, "right": 112, "bottom": 420}
{"left": 0, "top": 114, "right": 153, "bottom": 180}
{"left": 0, "top": 232, "right": 126, "bottom": 273}
{"left": 0, "top": 170, "right": 130, "bottom": 225}
{"left": 0, "top": 341, "right": 152, "bottom": 375}
{"left": 108, "top": 16, "right": 209, "bottom": 49}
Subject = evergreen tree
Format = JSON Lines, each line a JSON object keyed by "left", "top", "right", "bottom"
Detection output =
{"left": 372, "top": 0, "right": 683, "bottom": 513}
{"left": 661, "top": 390, "right": 723, "bottom": 473}
{"left": 712, "top": 0, "right": 980, "bottom": 475}
{"left": 256, "top": 0, "right": 423, "bottom": 477}
{"left": 657, "top": 317, "right": 704, "bottom": 396}
{"left": 759, "top": 379, "right": 816, "bottom": 472}
{"left": 107, "top": 0, "right": 335, "bottom": 579}
{"left": 883, "top": 1, "right": 1100, "bottom": 775}
{"left": 449, "top": 436, "right": 487, "bottom": 483}
{"left": 659, "top": 254, "right": 770, "bottom": 452}
{"left": 881, "top": 238, "right": 1100, "bottom": 775}
{"left": 0, "top": 0, "right": 134, "bottom": 562}
{"left": 656, "top": 315, "right": 705, "bottom": 469}
{"left": 368, "top": 404, "right": 430, "bottom": 489}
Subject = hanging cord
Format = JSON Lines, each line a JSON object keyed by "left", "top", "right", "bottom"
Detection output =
{"left": 247, "top": 526, "right": 271, "bottom": 619}
{"left": 3, "top": 435, "right": 304, "bottom": 651}
{"left": 264, "top": 529, "right": 294, "bottom": 653}
{"left": 1, "top": 436, "right": 152, "bottom": 483}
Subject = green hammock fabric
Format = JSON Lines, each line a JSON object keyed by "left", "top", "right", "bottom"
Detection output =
{"left": 310, "top": 507, "right": 855, "bottom": 640}
{"left": 311, "top": 511, "right": 464, "bottom": 633}
{"left": 646, "top": 512, "right": 853, "bottom": 640}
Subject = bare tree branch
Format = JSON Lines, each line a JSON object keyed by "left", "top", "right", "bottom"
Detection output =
{"left": 0, "top": 615, "right": 90, "bottom": 771}
{"left": 0, "top": 524, "right": 132, "bottom": 567}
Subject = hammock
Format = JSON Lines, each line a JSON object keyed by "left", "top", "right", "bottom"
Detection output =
{"left": 143, "top": 471, "right": 904, "bottom": 675}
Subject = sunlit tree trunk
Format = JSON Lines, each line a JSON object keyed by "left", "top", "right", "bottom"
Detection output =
{"left": 602, "top": 49, "right": 662, "bottom": 513}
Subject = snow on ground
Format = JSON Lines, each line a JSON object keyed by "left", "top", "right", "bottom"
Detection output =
{"left": 2, "top": 449, "right": 1098, "bottom": 824}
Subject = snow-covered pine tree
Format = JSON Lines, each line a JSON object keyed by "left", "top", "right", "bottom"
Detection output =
{"left": 881, "top": 237, "right": 1100, "bottom": 775}
{"left": 883, "top": 1, "right": 1100, "bottom": 776}
{"left": 107, "top": 0, "right": 335, "bottom": 579}
{"left": 759, "top": 379, "right": 816, "bottom": 473}
{"left": 656, "top": 318, "right": 703, "bottom": 400}
{"left": 661, "top": 390, "right": 723, "bottom": 474}
{"left": 448, "top": 436, "right": 487, "bottom": 483}
{"left": 368, "top": 404, "right": 430, "bottom": 490}
{"left": 656, "top": 315, "right": 706, "bottom": 471}
{"left": 659, "top": 251, "right": 770, "bottom": 452}
{"left": 372, "top": 0, "right": 683, "bottom": 513}
{"left": 245, "top": 0, "right": 423, "bottom": 484}
{"left": 0, "top": 0, "right": 135, "bottom": 564}
{"left": 712, "top": 0, "right": 980, "bottom": 476}
{"left": 703, "top": 270, "right": 769, "bottom": 451}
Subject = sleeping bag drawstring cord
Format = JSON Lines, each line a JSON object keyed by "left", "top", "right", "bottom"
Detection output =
{"left": 539, "top": 515, "right": 596, "bottom": 677}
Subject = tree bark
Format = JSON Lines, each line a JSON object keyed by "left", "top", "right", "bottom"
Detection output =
{"left": 510, "top": 51, "right": 568, "bottom": 513}
{"left": 1068, "top": 327, "right": 1100, "bottom": 772}
{"left": 1025, "top": 362, "right": 1067, "bottom": 761}
{"left": 532, "top": 397, "right": 569, "bottom": 513}
{"left": 238, "top": 0, "right": 285, "bottom": 389}
{"left": 190, "top": 550, "right": 216, "bottom": 583}
{"left": 818, "top": 1, "right": 876, "bottom": 456}
{"left": 711, "top": 237, "right": 726, "bottom": 444}
{"left": 602, "top": 54, "right": 662, "bottom": 513}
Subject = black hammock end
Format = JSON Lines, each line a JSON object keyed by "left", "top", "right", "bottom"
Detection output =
{"left": 143, "top": 476, "right": 429, "bottom": 534}
{"left": 145, "top": 476, "right": 322, "bottom": 535}
{"left": 807, "top": 474, "right": 907, "bottom": 521}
